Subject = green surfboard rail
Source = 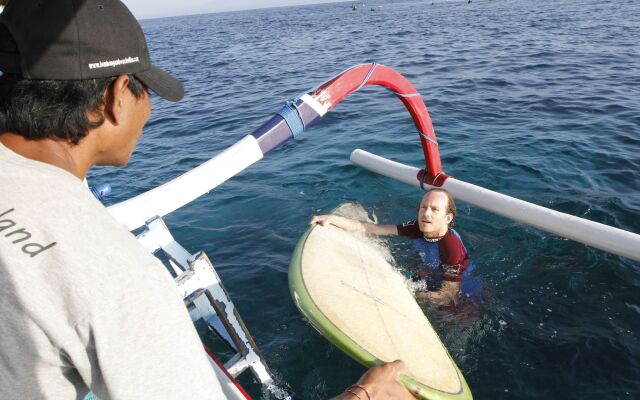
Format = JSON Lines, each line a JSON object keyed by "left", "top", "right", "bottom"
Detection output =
{"left": 289, "top": 225, "right": 473, "bottom": 400}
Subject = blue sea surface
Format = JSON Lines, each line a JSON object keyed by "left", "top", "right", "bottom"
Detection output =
{"left": 89, "top": 0, "right": 639, "bottom": 398}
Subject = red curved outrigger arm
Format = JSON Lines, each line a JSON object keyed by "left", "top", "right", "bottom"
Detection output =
{"left": 309, "top": 63, "right": 448, "bottom": 186}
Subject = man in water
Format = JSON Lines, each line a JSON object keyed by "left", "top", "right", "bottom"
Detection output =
{"left": 311, "top": 188, "right": 477, "bottom": 305}
{"left": 0, "top": 1, "right": 415, "bottom": 398}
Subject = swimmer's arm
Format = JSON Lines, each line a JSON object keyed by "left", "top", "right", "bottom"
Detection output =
{"left": 310, "top": 215, "right": 398, "bottom": 236}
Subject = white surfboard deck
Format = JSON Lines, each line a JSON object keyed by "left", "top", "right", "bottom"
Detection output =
{"left": 289, "top": 204, "right": 472, "bottom": 400}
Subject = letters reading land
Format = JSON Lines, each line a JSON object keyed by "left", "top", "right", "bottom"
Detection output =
{"left": 0, "top": 209, "right": 57, "bottom": 257}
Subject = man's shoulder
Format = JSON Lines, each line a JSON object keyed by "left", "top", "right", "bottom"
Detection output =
{"left": 441, "top": 228, "right": 464, "bottom": 245}
{"left": 439, "top": 229, "right": 468, "bottom": 257}
{"left": 1, "top": 165, "right": 162, "bottom": 280}
{"left": 444, "top": 228, "right": 463, "bottom": 241}
{"left": 397, "top": 220, "right": 422, "bottom": 239}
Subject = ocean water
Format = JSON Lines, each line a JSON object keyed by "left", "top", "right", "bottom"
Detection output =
{"left": 89, "top": 0, "right": 639, "bottom": 398}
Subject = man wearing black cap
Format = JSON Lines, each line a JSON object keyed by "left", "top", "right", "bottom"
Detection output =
{"left": 0, "top": 1, "right": 416, "bottom": 399}
{"left": 0, "top": 0, "right": 226, "bottom": 398}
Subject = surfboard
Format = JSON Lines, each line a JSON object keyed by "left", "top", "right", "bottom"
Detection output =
{"left": 289, "top": 204, "right": 472, "bottom": 400}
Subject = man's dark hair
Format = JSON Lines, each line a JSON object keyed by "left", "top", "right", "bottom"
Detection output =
{"left": 430, "top": 188, "right": 457, "bottom": 227}
{"left": 0, "top": 74, "right": 146, "bottom": 145}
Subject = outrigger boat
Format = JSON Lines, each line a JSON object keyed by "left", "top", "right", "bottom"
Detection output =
{"left": 94, "top": 63, "right": 640, "bottom": 398}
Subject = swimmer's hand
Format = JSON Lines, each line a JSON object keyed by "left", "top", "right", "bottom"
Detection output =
{"left": 310, "top": 215, "right": 399, "bottom": 236}
{"left": 415, "top": 281, "right": 460, "bottom": 306}
{"left": 330, "top": 360, "right": 416, "bottom": 400}
{"left": 309, "top": 215, "right": 365, "bottom": 233}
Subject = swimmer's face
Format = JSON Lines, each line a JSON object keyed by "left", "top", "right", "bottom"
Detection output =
{"left": 417, "top": 191, "right": 453, "bottom": 238}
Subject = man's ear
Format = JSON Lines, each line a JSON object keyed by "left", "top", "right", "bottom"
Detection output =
{"left": 445, "top": 213, "right": 453, "bottom": 225}
{"left": 103, "top": 75, "right": 131, "bottom": 125}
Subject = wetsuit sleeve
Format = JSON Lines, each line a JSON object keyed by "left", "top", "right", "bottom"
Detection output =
{"left": 396, "top": 220, "right": 422, "bottom": 239}
{"left": 439, "top": 230, "right": 469, "bottom": 282}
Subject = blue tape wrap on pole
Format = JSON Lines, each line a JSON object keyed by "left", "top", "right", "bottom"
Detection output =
{"left": 276, "top": 101, "right": 305, "bottom": 139}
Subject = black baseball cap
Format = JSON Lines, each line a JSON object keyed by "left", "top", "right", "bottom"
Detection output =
{"left": 0, "top": 0, "right": 184, "bottom": 101}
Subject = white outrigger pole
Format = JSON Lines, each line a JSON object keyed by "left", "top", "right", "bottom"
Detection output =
{"left": 350, "top": 149, "right": 640, "bottom": 262}
{"left": 103, "top": 63, "right": 639, "bottom": 397}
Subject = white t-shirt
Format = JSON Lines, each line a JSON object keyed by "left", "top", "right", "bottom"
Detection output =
{"left": 0, "top": 142, "right": 224, "bottom": 399}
